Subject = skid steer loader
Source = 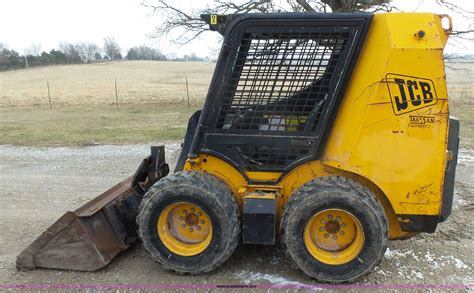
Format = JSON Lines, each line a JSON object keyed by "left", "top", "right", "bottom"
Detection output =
{"left": 17, "top": 12, "right": 459, "bottom": 282}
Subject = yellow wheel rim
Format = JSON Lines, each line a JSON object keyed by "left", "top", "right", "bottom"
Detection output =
{"left": 304, "top": 208, "right": 365, "bottom": 265}
{"left": 157, "top": 202, "right": 212, "bottom": 256}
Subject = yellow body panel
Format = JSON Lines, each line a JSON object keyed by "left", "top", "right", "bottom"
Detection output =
{"left": 322, "top": 13, "right": 449, "bottom": 217}
{"left": 185, "top": 13, "right": 451, "bottom": 239}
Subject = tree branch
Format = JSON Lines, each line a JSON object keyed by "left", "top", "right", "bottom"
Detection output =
{"left": 143, "top": 0, "right": 392, "bottom": 44}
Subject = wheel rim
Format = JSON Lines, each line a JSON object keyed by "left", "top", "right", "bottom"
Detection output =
{"left": 304, "top": 208, "right": 365, "bottom": 265}
{"left": 157, "top": 202, "right": 212, "bottom": 256}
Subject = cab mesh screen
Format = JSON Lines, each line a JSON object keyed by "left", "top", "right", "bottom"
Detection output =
{"left": 216, "top": 31, "right": 350, "bottom": 132}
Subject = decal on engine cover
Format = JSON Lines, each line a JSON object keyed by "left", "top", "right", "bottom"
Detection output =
{"left": 386, "top": 74, "right": 438, "bottom": 116}
{"left": 408, "top": 115, "right": 435, "bottom": 128}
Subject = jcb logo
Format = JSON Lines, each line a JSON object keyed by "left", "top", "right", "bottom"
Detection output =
{"left": 386, "top": 74, "right": 438, "bottom": 115}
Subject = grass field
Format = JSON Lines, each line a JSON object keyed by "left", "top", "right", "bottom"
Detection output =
{"left": 0, "top": 104, "right": 199, "bottom": 146}
{"left": 0, "top": 61, "right": 214, "bottom": 107}
{"left": 0, "top": 60, "right": 472, "bottom": 147}
{"left": 444, "top": 63, "right": 474, "bottom": 147}
{"left": 0, "top": 61, "right": 211, "bottom": 146}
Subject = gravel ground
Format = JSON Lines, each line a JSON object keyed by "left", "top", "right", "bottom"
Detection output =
{"left": 0, "top": 143, "right": 472, "bottom": 289}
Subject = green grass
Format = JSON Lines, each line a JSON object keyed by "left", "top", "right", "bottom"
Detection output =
{"left": 1, "top": 100, "right": 470, "bottom": 148}
{"left": 0, "top": 103, "right": 199, "bottom": 146}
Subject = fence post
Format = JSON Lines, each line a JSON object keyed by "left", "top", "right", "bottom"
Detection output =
{"left": 47, "top": 80, "right": 52, "bottom": 110}
{"left": 185, "top": 75, "right": 190, "bottom": 107}
{"left": 115, "top": 79, "right": 119, "bottom": 110}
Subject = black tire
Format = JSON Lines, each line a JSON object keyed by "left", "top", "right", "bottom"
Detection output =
{"left": 280, "top": 176, "right": 388, "bottom": 283}
{"left": 137, "top": 171, "right": 239, "bottom": 274}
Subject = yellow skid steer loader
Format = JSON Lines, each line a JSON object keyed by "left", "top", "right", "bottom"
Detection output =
{"left": 17, "top": 12, "right": 459, "bottom": 282}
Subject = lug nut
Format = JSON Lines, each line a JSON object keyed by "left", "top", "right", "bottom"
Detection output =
{"left": 197, "top": 212, "right": 202, "bottom": 216}
{"left": 336, "top": 216, "right": 341, "bottom": 221}
{"left": 324, "top": 233, "right": 329, "bottom": 238}
{"left": 179, "top": 216, "right": 184, "bottom": 221}
{"left": 321, "top": 219, "right": 325, "bottom": 224}
{"left": 328, "top": 214, "right": 333, "bottom": 219}
{"left": 191, "top": 208, "right": 195, "bottom": 212}
{"left": 181, "top": 224, "right": 186, "bottom": 228}
{"left": 183, "top": 210, "right": 188, "bottom": 214}
{"left": 333, "top": 235, "right": 337, "bottom": 240}
{"left": 188, "top": 227, "right": 193, "bottom": 232}
{"left": 319, "top": 227, "right": 324, "bottom": 232}
{"left": 200, "top": 220, "right": 205, "bottom": 224}
{"left": 341, "top": 223, "right": 346, "bottom": 228}
{"left": 340, "top": 231, "right": 345, "bottom": 235}
{"left": 197, "top": 226, "right": 201, "bottom": 231}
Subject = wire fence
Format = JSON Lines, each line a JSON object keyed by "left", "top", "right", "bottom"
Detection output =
{"left": 0, "top": 61, "right": 214, "bottom": 109}
{"left": 0, "top": 61, "right": 471, "bottom": 109}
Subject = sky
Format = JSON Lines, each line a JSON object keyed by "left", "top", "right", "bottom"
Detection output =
{"left": 0, "top": 0, "right": 473, "bottom": 57}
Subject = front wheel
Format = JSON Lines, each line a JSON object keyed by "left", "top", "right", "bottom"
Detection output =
{"left": 137, "top": 171, "right": 239, "bottom": 274}
{"left": 280, "top": 176, "right": 388, "bottom": 283}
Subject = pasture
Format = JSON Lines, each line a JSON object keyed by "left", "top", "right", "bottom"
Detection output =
{"left": 0, "top": 60, "right": 472, "bottom": 147}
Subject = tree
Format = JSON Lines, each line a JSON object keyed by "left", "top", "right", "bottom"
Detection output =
{"left": 103, "top": 36, "right": 122, "bottom": 60}
{"left": 58, "top": 42, "right": 82, "bottom": 64}
{"left": 0, "top": 49, "right": 24, "bottom": 71}
{"left": 85, "top": 43, "right": 101, "bottom": 62}
{"left": 433, "top": 0, "right": 474, "bottom": 44}
{"left": 74, "top": 42, "right": 101, "bottom": 62}
{"left": 94, "top": 52, "right": 103, "bottom": 61}
{"left": 189, "top": 52, "right": 202, "bottom": 62}
{"left": 74, "top": 42, "right": 88, "bottom": 62}
{"left": 142, "top": 0, "right": 392, "bottom": 44}
{"left": 48, "top": 49, "right": 67, "bottom": 64}
{"left": 126, "top": 45, "right": 167, "bottom": 61}
{"left": 126, "top": 48, "right": 139, "bottom": 60}
{"left": 25, "top": 43, "right": 42, "bottom": 56}
{"left": 39, "top": 52, "right": 50, "bottom": 65}
{"left": 143, "top": 0, "right": 473, "bottom": 47}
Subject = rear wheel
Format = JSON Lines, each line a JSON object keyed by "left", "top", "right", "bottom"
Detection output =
{"left": 281, "top": 176, "right": 388, "bottom": 283}
{"left": 137, "top": 171, "right": 239, "bottom": 274}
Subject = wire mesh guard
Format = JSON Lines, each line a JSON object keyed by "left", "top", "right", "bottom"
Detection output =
{"left": 210, "top": 30, "right": 352, "bottom": 171}
{"left": 216, "top": 31, "right": 350, "bottom": 133}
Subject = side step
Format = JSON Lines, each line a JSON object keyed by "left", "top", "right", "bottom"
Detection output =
{"left": 16, "top": 146, "right": 169, "bottom": 271}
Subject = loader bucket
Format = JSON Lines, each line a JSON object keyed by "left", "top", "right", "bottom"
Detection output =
{"left": 16, "top": 146, "right": 169, "bottom": 271}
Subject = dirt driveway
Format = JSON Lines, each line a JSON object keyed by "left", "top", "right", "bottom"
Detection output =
{"left": 0, "top": 143, "right": 472, "bottom": 289}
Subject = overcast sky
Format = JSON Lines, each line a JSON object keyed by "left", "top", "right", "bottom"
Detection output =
{"left": 0, "top": 0, "right": 472, "bottom": 57}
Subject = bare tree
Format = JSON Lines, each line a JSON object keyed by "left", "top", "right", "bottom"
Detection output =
{"left": 74, "top": 42, "right": 88, "bottom": 61}
{"left": 434, "top": 0, "right": 473, "bottom": 40}
{"left": 85, "top": 43, "right": 101, "bottom": 62}
{"left": 25, "top": 43, "right": 42, "bottom": 56}
{"left": 142, "top": 0, "right": 392, "bottom": 44}
{"left": 127, "top": 45, "right": 166, "bottom": 60}
{"left": 58, "top": 42, "right": 82, "bottom": 63}
{"left": 74, "top": 42, "right": 101, "bottom": 62}
{"left": 103, "top": 37, "right": 122, "bottom": 60}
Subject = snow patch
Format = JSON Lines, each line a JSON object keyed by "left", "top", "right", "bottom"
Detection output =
{"left": 425, "top": 251, "right": 440, "bottom": 269}
{"left": 445, "top": 256, "right": 469, "bottom": 269}
{"left": 410, "top": 270, "right": 424, "bottom": 279}
{"left": 234, "top": 271, "right": 307, "bottom": 286}
{"left": 385, "top": 248, "right": 417, "bottom": 259}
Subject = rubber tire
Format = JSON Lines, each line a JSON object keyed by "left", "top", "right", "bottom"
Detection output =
{"left": 280, "top": 176, "right": 388, "bottom": 283}
{"left": 137, "top": 171, "right": 239, "bottom": 274}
